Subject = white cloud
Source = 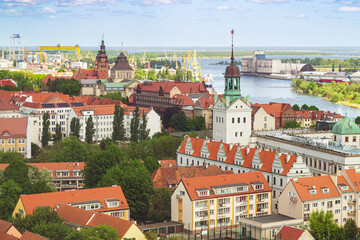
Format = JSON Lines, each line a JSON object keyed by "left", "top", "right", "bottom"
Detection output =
{"left": 338, "top": 6, "right": 360, "bottom": 11}
{"left": 295, "top": 14, "right": 306, "bottom": 18}
{"left": 48, "top": 15, "right": 56, "bottom": 18}
{"left": 248, "top": 0, "right": 288, "bottom": 3}
{"left": 217, "top": 5, "right": 229, "bottom": 10}
{"left": 56, "top": 0, "right": 115, "bottom": 6}
{"left": 43, "top": 6, "right": 56, "bottom": 13}
{"left": 133, "top": 0, "right": 189, "bottom": 5}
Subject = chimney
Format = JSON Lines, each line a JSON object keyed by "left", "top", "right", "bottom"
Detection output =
{"left": 246, "top": 147, "right": 251, "bottom": 155}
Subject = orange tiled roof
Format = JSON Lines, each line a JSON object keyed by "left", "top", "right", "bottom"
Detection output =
{"left": 344, "top": 169, "right": 360, "bottom": 192}
{"left": 159, "top": 160, "right": 177, "bottom": 168}
{"left": 181, "top": 172, "right": 271, "bottom": 201}
{"left": 336, "top": 176, "right": 353, "bottom": 193}
{"left": 171, "top": 94, "right": 194, "bottom": 106}
{"left": 252, "top": 102, "right": 294, "bottom": 118}
{"left": 19, "top": 186, "right": 129, "bottom": 215}
{"left": 291, "top": 175, "right": 340, "bottom": 202}
{"left": 58, "top": 204, "right": 139, "bottom": 239}
{"left": 0, "top": 117, "right": 27, "bottom": 138}
{"left": 20, "top": 231, "right": 49, "bottom": 240}
{"left": 0, "top": 100, "right": 18, "bottom": 111}
{"left": 139, "top": 81, "right": 208, "bottom": 94}
{"left": 72, "top": 104, "right": 150, "bottom": 117}
{"left": 152, "top": 165, "right": 232, "bottom": 189}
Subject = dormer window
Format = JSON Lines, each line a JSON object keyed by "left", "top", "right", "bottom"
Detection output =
{"left": 105, "top": 199, "right": 120, "bottom": 208}
{"left": 251, "top": 182, "right": 264, "bottom": 190}
{"left": 338, "top": 184, "right": 349, "bottom": 191}
{"left": 321, "top": 188, "right": 329, "bottom": 194}
{"left": 196, "top": 188, "right": 210, "bottom": 197}
{"left": 309, "top": 189, "right": 316, "bottom": 195}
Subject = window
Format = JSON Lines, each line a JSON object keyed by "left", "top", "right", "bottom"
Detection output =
{"left": 343, "top": 206, "right": 347, "bottom": 211}
{"left": 353, "top": 136, "right": 357, "bottom": 142}
{"left": 107, "top": 201, "right": 119, "bottom": 208}
{"left": 232, "top": 118, "right": 234, "bottom": 123}
{"left": 280, "top": 179, "right": 283, "bottom": 187}
{"left": 335, "top": 200, "right": 340, "bottom": 205}
{"left": 238, "top": 117, "right": 240, "bottom": 123}
{"left": 312, "top": 203, "right": 318, "bottom": 208}
{"left": 345, "top": 136, "right": 349, "bottom": 142}
{"left": 243, "top": 117, "right": 246, "bottom": 123}
{"left": 335, "top": 209, "right": 340, "bottom": 214}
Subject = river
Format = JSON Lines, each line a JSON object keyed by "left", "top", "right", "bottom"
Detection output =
{"left": 201, "top": 58, "right": 360, "bottom": 118}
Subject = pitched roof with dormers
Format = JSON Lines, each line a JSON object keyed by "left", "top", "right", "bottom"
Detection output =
{"left": 180, "top": 172, "right": 271, "bottom": 201}
{"left": 72, "top": 104, "right": 150, "bottom": 117}
{"left": 17, "top": 186, "right": 129, "bottom": 215}
{"left": 0, "top": 117, "right": 27, "bottom": 138}
{"left": 159, "top": 160, "right": 177, "bottom": 168}
{"left": 336, "top": 176, "right": 354, "bottom": 193}
{"left": 138, "top": 81, "right": 207, "bottom": 95}
{"left": 290, "top": 176, "right": 340, "bottom": 202}
{"left": 58, "top": 205, "right": 143, "bottom": 240}
{"left": 171, "top": 95, "right": 194, "bottom": 106}
{"left": 152, "top": 165, "right": 232, "bottom": 189}
{"left": 344, "top": 169, "right": 360, "bottom": 192}
{"left": 178, "top": 136, "right": 306, "bottom": 177}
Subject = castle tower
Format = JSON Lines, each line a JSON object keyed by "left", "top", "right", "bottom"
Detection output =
{"left": 95, "top": 37, "right": 109, "bottom": 79}
{"left": 212, "top": 29, "right": 252, "bottom": 146}
{"left": 224, "top": 29, "right": 241, "bottom": 102}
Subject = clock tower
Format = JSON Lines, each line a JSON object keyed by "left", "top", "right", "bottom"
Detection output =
{"left": 95, "top": 37, "right": 109, "bottom": 79}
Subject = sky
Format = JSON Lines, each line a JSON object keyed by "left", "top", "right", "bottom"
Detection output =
{"left": 0, "top": 0, "right": 360, "bottom": 47}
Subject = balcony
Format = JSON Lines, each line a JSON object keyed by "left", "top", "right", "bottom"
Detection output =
{"left": 257, "top": 198, "right": 266, "bottom": 203}
{"left": 61, "top": 183, "right": 78, "bottom": 188}
{"left": 348, "top": 200, "right": 356, "bottom": 205}
{"left": 348, "top": 210, "right": 356, "bottom": 215}
{"left": 290, "top": 196, "right": 298, "bottom": 203}
{"left": 239, "top": 201, "right": 248, "bottom": 205}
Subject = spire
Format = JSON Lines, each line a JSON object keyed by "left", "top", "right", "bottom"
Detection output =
{"left": 99, "top": 34, "right": 106, "bottom": 54}
{"left": 231, "top": 29, "right": 234, "bottom": 63}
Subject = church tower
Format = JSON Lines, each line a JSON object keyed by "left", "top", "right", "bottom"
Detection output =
{"left": 224, "top": 29, "right": 241, "bottom": 102}
{"left": 95, "top": 37, "right": 109, "bottom": 79}
{"left": 212, "top": 29, "right": 252, "bottom": 146}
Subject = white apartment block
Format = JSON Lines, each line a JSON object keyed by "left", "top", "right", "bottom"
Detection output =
{"left": 279, "top": 169, "right": 360, "bottom": 227}
{"left": 171, "top": 172, "right": 272, "bottom": 232}
{"left": 177, "top": 136, "right": 311, "bottom": 212}
{"left": 69, "top": 104, "right": 161, "bottom": 142}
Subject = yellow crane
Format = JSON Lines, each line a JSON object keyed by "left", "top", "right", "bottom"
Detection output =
{"left": 40, "top": 44, "right": 81, "bottom": 63}
{"left": 142, "top": 51, "right": 146, "bottom": 65}
{"left": 129, "top": 53, "right": 135, "bottom": 66}
{"left": 173, "top": 52, "right": 178, "bottom": 69}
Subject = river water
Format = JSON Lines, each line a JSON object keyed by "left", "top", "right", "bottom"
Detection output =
{"left": 201, "top": 58, "right": 360, "bottom": 118}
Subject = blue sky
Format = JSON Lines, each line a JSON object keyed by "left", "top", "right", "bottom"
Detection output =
{"left": 0, "top": 0, "right": 360, "bottom": 47}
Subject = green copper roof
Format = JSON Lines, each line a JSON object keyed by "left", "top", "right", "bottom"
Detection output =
{"left": 104, "top": 80, "right": 137, "bottom": 88}
{"left": 332, "top": 116, "right": 360, "bottom": 134}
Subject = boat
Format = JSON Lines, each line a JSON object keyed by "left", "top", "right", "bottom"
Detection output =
{"left": 203, "top": 73, "right": 214, "bottom": 92}
{"left": 319, "top": 75, "right": 351, "bottom": 83}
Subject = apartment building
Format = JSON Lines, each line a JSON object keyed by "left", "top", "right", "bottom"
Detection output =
{"left": 12, "top": 185, "right": 130, "bottom": 220}
{"left": 69, "top": 104, "right": 161, "bottom": 141}
{"left": 0, "top": 117, "right": 31, "bottom": 158}
{"left": 279, "top": 174, "right": 357, "bottom": 226}
{"left": 251, "top": 105, "right": 276, "bottom": 131}
{"left": 177, "top": 136, "right": 311, "bottom": 211}
{"left": 252, "top": 102, "right": 296, "bottom": 129}
{"left": 171, "top": 172, "right": 272, "bottom": 232}
{"left": 0, "top": 100, "right": 21, "bottom": 118}
{"left": 0, "top": 162, "right": 85, "bottom": 191}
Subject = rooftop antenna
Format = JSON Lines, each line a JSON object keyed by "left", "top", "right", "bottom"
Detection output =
{"left": 121, "top": 42, "right": 123, "bottom": 52}
{"left": 102, "top": 33, "right": 104, "bottom": 41}
{"left": 231, "top": 29, "right": 234, "bottom": 63}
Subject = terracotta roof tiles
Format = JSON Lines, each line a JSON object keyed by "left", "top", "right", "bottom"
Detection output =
{"left": 0, "top": 117, "right": 27, "bottom": 138}
{"left": 276, "top": 226, "right": 305, "bottom": 240}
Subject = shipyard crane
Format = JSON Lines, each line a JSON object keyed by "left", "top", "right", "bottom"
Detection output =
{"left": 40, "top": 44, "right": 81, "bottom": 63}
{"left": 173, "top": 52, "right": 178, "bottom": 69}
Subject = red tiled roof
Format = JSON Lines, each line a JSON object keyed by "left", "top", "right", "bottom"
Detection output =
{"left": 152, "top": 165, "right": 232, "bottom": 189}
{"left": 0, "top": 117, "right": 27, "bottom": 138}
{"left": 291, "top": 175, "right": 340, "bottom": 202}
{"left": 139, "top": 81, "right": 207, "bottom": 95}
{"left": 72, "top": 69, "right": 99, "bottom": 81}
{"left": 197, "top": 97, "right": 214, "bottom": 109}
{"left": 19, "top": 186, "right": 129, "bottom": 215}
{"left": 72, "top": 104, "right": 150, "bottom": 117}
{"left": 42, "top": 74, "right": 73, "bottom": 85}
{"left": 0, "top": 100, "right": 18, "bottom": 111}
{"left": 20, "top": 231, "right": 49, "bottom": 240}
{"left": 181, "top": 172, "right": 271, "bottom": 201}
{"left": 58, "top": 205, "right": 140, "bottom": 240}
{"left": 252, "top": 102, "right": 294, "bottom": 118}
{"left": 344, "top": 169, "right": 360, "bottom": 192}
{"left": 159, "top": 160, "right": 177, "bottom": 168}
{"left": 0, "top": 79, "right": 17, "bottom": 87}
{"left": 171, "top": 95, "right": 194, "bottom": 106}
{"left": 337, "top": 176, "right": 353, "bottom": 193}
{"left": 276, "top": 225, "right": 305, "bottom": 240}
{"left": 0, "top": 90, "right": 16, "bottom": 102}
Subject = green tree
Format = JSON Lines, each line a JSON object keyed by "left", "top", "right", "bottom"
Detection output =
{"left": 343, "top": 218, "right": 358, "bottom": 240}
{"left": 4, "top": 159, "right": 29, "bottom": 187}
{"left": 130, "top": 107, "right": 140, "bottom": 143}
{"left": 282, "top": 120, "right": 301, "bottom": 129}
{"left": 27, "top": 165, "right": 55, "bottom": 191}
{"left": 149, "top": 187, "right": 172, "bottom": 222}
{"left": 98, "top": 160, "right": 154, "bottom": 221}
{"left": 307, "top": 210, "right": 339, "bottom": 240}
{"left": 193, "top": 116, "right": 206, "bottom": 131}
{"left": 0, "top": 180, "right": 22, "bottom": 220}
{"left": 135, "top": 67, "right": 146, "bottom": 80}
{"left": 54, "top": 138, "right": 87, "bottom": 162}
{"left": 301, "top": 104, "right": 309, "bottom": 110}
{"left": 31, "top": 143, "right": 41, "bottom": 157}
{"left": 66, "top": 225, "right": 119, "bottom": 240}
{"left": 292, "top": 104, "right": 300, "bottom": 111}
{"left": 170, "top": 111, "right": 188, "bottom": 131}
{"left": 153, "top": 135, "right": 182, "bottom": 160}
{"left": 139, "top": 111, "right": 150, "bottom": 141}
{"left": 34, "top": 223, "right": 72, "bottom": 240}
{"left": 41, "top": 112, "right": 51, "bottom": 147}
{"left": 355, "top": 116, "right": 360, "bottom": 125}
{"left": 85, "top": 115, "right": 95, "bottom": 144}
{"left": 308, "top": 105, "right": 319, "bottom": 110}
{"left": 84, "top": 146, "right": 126, "bottom": 188}
{"left": 54, "top": 123, "right": 62, "bottom": 142}
{"left": 0, "top": 151, "right": 24, "bottom": 163}
{"left": 112, "top": 104, "right": 126, "bottom": 142}
{"left": 57, "top": 68, "right": 66, "bottom": 73}
{"left": 144, "top": 156, "right": 161, "bottom": 174}
{"left": 0, "top": 169, "right": 4, "bottom": 185}
{"left": 127, "top": 140, "right": 156, "bottom": 160}
{"left": 70, "top": 118, "right": 80, "bottom": 139}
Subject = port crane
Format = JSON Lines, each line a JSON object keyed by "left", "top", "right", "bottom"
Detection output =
{"left": 39, "top": 44, "right": 81, "bottom": 63}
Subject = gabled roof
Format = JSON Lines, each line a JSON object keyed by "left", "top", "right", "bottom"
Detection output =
{"left": 111, "top": 52, "right": 133, "bottom": 71}
{"left": 181, "top": 172, "right": 271, "bottom": 201}
{"left": 138, "top": 81, "right": 207, "bottom": 95}
{"left": 252, "top": 102, "right": 295, "bottom": 118}
{"left": 18, "top": 186, "right": 129, "bottom": 215}
{"left": 73, "top": 69, "right": 99, "bottom": 81}
{"left": 72, "top": 104, "right": 150, "bottom": 117}
{"left": 20, "top": 231, "right": 49, "bottom": 240}
{"left": 0, "top": 79, "right": 17, "bottom": 87}
{"left": 58, "top": 205, "right": 142, "bottom": 240}
{"left": 0, "top": 117, "right": 27, "bottom": 138}
{"left": 290, "top": 175, "right": 340, "bottom": 202}
{"left": 171, "top": 95, "right": 194, "bottom": 106}
{"left": 0, "top": 219, "right": 48, "bottom": 240}
{"left": 0, "top": 100, "right": 19, "bottom": 111}
{"left": 276, "top": 225, "right": 306, "bottom": 240}
{"left": 344, "top": 169, "right": 360, "bottom": 192}
{"left": 336, "top": 176, "right": 353, "bottom": 193}
{"left": 152, "top": 165, "right": 232, "bottom": 189}
{"left": 159, "top": 160, "right": 177, "bottom": 168}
